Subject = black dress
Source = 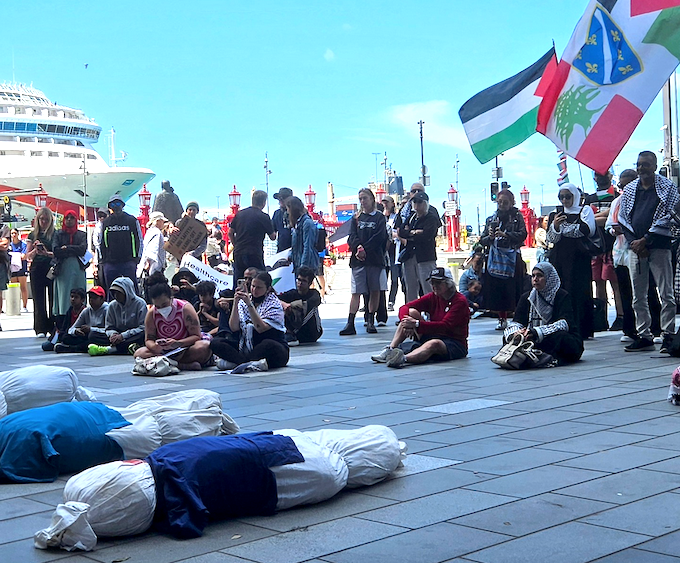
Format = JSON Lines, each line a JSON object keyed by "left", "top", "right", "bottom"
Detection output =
{"left": 513, "top": 288, "right": 584, "bottom": 365}
{"left": 480, "top": 208, "right": 528, "bottom": 312}
{"left": 547, "top": 212, "right": 594, "bottom": 338}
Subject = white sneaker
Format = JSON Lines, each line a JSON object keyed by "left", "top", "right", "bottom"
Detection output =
{"left": 36, "top": 333, "right": 46, "bottom": 338}
{"left": 21, "top": 307, "right": 28, "bottom": 313}
{"left": 653, "top": 336, "right": 663, "bottom": 344}
{"left": 232, "top": 358, "right": 269, "bottom": 374}
{"left": 620, "top": 335, "right": 634, "bottom": 343}
{"left": 216, "top": 358, "right": 238, "bottom": 371}
{"left": 386, "top": 348, "right": 406, "bottom": 368}
{"left": 371, "top": 346, "right": 392, "bottom": 363}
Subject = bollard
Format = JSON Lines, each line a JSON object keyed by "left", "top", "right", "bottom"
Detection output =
{"left": 6, "top": 282, "right": 20, "bottom": 316}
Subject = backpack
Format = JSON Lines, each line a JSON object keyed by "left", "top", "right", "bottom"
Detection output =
{"left": 315, "top": 225, "right": 327, "bottom": 252}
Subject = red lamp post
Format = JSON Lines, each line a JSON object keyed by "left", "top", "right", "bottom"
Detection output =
{"left": 519, "top": 185, "right": 537, "bottom": 247}
{"left": 446, "top": 184, "right": 462, "bottom": 252}
{"left": 137, "top": 184, "right": 151, "bottom": 236}
{"left": 305, "top": 184, "right": 322, "bottom": 221}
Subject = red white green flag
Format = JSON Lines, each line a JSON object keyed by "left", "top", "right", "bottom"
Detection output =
{"left": 537, "top": 0, "right": 680, "bottom": 174}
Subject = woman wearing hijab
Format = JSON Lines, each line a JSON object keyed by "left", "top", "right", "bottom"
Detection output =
{"left": 52, "top": 210, "right": 87, "bottom": 325}
{"left": 504, "top": 262, "right": 584, "bottom": 365}
{"left": 546, "top": 183, "right": 596, "bottom": 339}
{"left": 480, "top": 189, "right": 528, "bottom": 330}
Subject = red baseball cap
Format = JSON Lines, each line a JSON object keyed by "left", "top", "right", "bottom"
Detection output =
{"left": 88, "top": 286, "right": 106, "bottom": 297}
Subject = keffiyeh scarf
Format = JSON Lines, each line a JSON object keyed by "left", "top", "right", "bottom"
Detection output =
{"left": 238, "top": 291, "right": 285, "bottom": 353}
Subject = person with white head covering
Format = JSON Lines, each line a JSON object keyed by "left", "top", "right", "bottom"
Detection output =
{"left": 138, "top": 211, "right": 168, "bottom": 278}
{"left": 546, "top": 183, "right": 596, "bottom": 339}
{"left": 504, "top": 262, "right": 584, "bottom": 366}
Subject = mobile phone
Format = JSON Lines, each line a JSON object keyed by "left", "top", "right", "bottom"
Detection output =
{"left": 556, "top": 205, "right": 564, "bottom": 214}
{"left": 237, "top": 279, "right": 246, "bottom": 291}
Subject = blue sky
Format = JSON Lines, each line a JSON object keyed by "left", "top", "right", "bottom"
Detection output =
{"left": 2, "top": 1, "right": 675, "bottom": 229}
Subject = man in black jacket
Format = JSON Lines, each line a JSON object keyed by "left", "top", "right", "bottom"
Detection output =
{"left": 396, "top": 189, "right": 441, "bottom": 302}
{"left": 100, "top": 194, "right": 143, "bottom": 293}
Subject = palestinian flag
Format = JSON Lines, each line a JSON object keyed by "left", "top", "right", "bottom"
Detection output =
{"left": 537, "top": 0, "right": 680, "bottom": 174}
{"left": 459, "top": 48, "right": 557, "bottom": 164}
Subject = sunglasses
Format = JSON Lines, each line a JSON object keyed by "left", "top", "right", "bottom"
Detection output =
{"left": 558, "top": 194, "right": 574, "bottom": 200}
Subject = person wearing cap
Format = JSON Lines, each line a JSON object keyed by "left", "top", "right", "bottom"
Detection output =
{"left": 169, "top": 201, "right": 208, "bottom": 260}
{"left": 272, "top": 187, "right": 294, "bottom": 252}
{"left": 138, "top": 211, "right": 168, "bottom": 279}
{"left": 396, "top": 188, "right": 442, "bottom": 303}
{"left": 91, "top": 207, "right": 109, "bottom": 288}
{"left": 371, "top": 267, "right": 469, "bottom": 368}
{"left": 53, "top": 286, "right": 110, "bottom": 353}
{"left": 88, "top": 276, "right": 147, "bottom": 356}
{"left": 228, "top": 190, "right": 276, "bottom": 285}
{"left": 100, "top": 194, "right": 143, "bottom": 293}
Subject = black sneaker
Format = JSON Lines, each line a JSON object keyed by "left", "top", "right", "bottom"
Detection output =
{"left": 54, "top": 343, "right": 72, "bottom": 354}
{"left": 339, "top": 323, "right": 356, "bottom": 336}
{"left": 660, "top": 335, "right": 674, "bottom": 354}
{"left": 625, "top": 338, "right": 655, "bottom": 352}
{"left": 609, "top": 317, "right": 624, "bottom": 331}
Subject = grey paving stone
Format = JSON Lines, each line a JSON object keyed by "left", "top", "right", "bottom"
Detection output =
{"left": 323, "top": 522, "right": 510, "bottom": 563}
{"left": 417, "top": 398, "right": 511, "bottom": 414}
{"left": 0, "top": 497, "right": 57, "bottom": 521}
{"left": 576, "top": 408, "right": 671, "bottom": 428}
{"left": 556, "top": 468, "right": 680, "bottom": 505}
{"left": 537, "top": 429, "right": 651, "bottom": 455}
{"left": 357, "top": 489, "right": 515, "bottom": 529}
{"left": 221, "top": 517, "right": 406, "bottom": 563}
{"left": 372, "top": 419, "right": 452, "bottom": 440}
{"left": 591, "top": 549, "right": 680, "bottom": 562}
{"left": 0, "top": 481, "right": 65, "bottom": 502}
{"left": 637, "top": 435, "right": 680, "bottom": 452}
{"left": 637, "top": 530, "right": 680, "bottom": 557}
{"left": 360, "top": 467, "right": 492, "bottom": 501}
{"left": 645, "top": 456, "right": 680, "bottom": 474}
{"left": 0, "top": 538, "right": 74, "bottom": 563}
{"left": 428, "top": 407, "right": 525, "bottom": 426}
{"left": 389, "top": 454, "right": 462, "bottom": 477}
{"left": 490, "top": 409, "right": 584, "bottom": 428}
{"left": 453, "top": 446, "right": 579, "bottom": 476}
{"left": 558, "top": 445, "right": 678, "bottom": 473}
{"left": 616, "top": 415, "right": 680, "bottom": 436}
{"left": 424, "top": 436, "right": 539, "bottom": 462}
{"left": 581, "top": 493, "right": 680, "bottom": 537}
{"left": 451, "top": 493, "right": 614, "bottom": 537}
{"left": 175, "top": 553, "right": 258, "bottom": 563}
{"left": 502, "top": 420, "right": 611, "bottom": 443}
{"left": 465, "top": 522, "right": 650, "bottom": 563}
{"left": 87, "top": 521, "right": 276, "bottom": 563}
{"left": 465, "top": 464, "right": 608, "bottom": 498}
{"left": 237, "top": 489, "right": 396, "bottom": 532}
{"left": 414, "top": 422, "right": 520, "bottom": 445}
{"left": 0, "top": 511, "right": 53, "bottom": 545}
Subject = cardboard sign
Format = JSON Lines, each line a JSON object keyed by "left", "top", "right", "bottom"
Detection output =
{"left": 180, "top": 254, "right": 233, "bottom": 293}
{"left": 165, "top": 216, "right": 208, "bottom": 261}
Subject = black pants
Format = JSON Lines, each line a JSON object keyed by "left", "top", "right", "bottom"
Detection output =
{"left": 233, "top": 253, "right": 265, "bottom": 287}
{"left": 210, "top": 337, "right": 289, "bottom": 369}
{"left": 103, "top": 261, "right": 138, "bottom": 295}
{"left": 537, "top": 332, "right": 584, "bottom": 365}
{"left": 30, "top": 260, "right": 54, "bottom": 335}
{"left": 60, "top": 332, "right": 102, "bottom": 352}
{"left": 89, "top": 330, "right": 145, "bottom": 354}
{"left": 388, "top": 263, "right": 401, "bottom": 305}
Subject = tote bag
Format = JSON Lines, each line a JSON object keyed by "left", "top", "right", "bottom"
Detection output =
{"left": 487, "top": 241, "right": 516, "bottom": 279}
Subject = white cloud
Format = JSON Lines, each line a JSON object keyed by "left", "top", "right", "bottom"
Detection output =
{"left": 388, "top": 100, "right": 470, "bottom": 150}
{"left": 324, "top": 48, "right": 335, "bottom": 62}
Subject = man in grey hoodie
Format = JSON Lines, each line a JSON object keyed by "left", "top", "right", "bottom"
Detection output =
{"left": 88, "top": 277, "right": 147, "bottom": 356}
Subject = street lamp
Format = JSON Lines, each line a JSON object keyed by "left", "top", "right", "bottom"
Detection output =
{"left": 518, "top": 185, "right": 537, "bottom": 247}
{"left": 375, "top": 183, "right": 387, "bottom": 203}
{"left": 446, "top": 184, "right": 461, "bottom": 251}
{"left": 228, "top": 185, "right": 241, "bottom": 220}
{"left": 137, "top": 184, "right": 151, "bottom": 235}
{"left": 304, "top": 184, "right": 316, "bottom": 215}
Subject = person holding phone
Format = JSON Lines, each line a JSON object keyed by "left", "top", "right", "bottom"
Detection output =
{"left": 26, "top": 207, "right": 56, "bottom": 337}
{"left": 480, "top": 189, "right": 528, "bottom": 330}
{"left": 546, "top": 183, "right": 596, "bottom": 339}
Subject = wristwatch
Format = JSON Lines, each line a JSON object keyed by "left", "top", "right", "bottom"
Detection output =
{"left": 415, "top": 320, "right": 420, "bottom": 328}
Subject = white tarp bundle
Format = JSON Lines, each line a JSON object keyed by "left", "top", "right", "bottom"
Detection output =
{"left": 271, "top": 430, "right": 349, "bottom": 510}
{"left": 0, "top": 366, "right": 96, "bottom": 419}
{"left": 300, "top": 425, "right": 406, "bottom": 487}
{"left": 34, "top": 425, "right": 405, "bottom": 552}
{"left": 107, "top": 389, "right": 240, "bottom": 459}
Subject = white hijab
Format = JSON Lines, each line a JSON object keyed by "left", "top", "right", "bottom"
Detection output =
{"left": 558, "top": 183, "right": 596, "bottom": 235}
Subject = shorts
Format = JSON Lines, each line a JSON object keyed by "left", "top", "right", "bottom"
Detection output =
{"left": 410, "top": 335, "right": 467, "bottom": 362}
{"left": 351, "top": 265, "right": 387, "bottom": 294}
{"left": 317, "top": 262, "right": 324, "bottom": 276}
{"left": 591, "top": 253, "right": 616, "bottom": 282}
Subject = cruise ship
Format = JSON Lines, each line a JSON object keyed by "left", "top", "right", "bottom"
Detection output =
{"left": 0, "top": 83, "right": 154, "bottom": 219}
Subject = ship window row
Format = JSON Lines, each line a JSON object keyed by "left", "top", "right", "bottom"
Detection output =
{"left": 0, "top": 150, "right": 98, "bottom": 160}
{"left": 0, "top": 121, "right": 99, "bottom": 139}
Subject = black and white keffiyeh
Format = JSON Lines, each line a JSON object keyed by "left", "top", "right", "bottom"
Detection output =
{"left": 618, "top": 174, "right": 679, "bottom": 239}
{"left": 528, "top": 262, "right": 561, "bottom": 323}
{"left": 238, "top": 291, "right": 285, "bottom": 353}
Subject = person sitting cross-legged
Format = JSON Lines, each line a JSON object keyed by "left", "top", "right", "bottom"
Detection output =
{"left": 88, "top": 277, "right": 147, "bottom": 356}
{"left": 278, "top": 265, "right": 323, "bottom": 346}
{"left": 133, "top": 272, "right": 213, "bottom": 370}
{"left": 503, "top": 262, "right": 584, "bottom": 366}
{"left": 371, "top": 267, "right": 469, "bottom": 368}
{"left": 54, "top": 286, "right": 109, "bottom": 353}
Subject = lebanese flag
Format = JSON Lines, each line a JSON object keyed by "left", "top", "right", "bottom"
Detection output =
{"left": 537, "top": 0, "right": 680, "bottom": 174}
